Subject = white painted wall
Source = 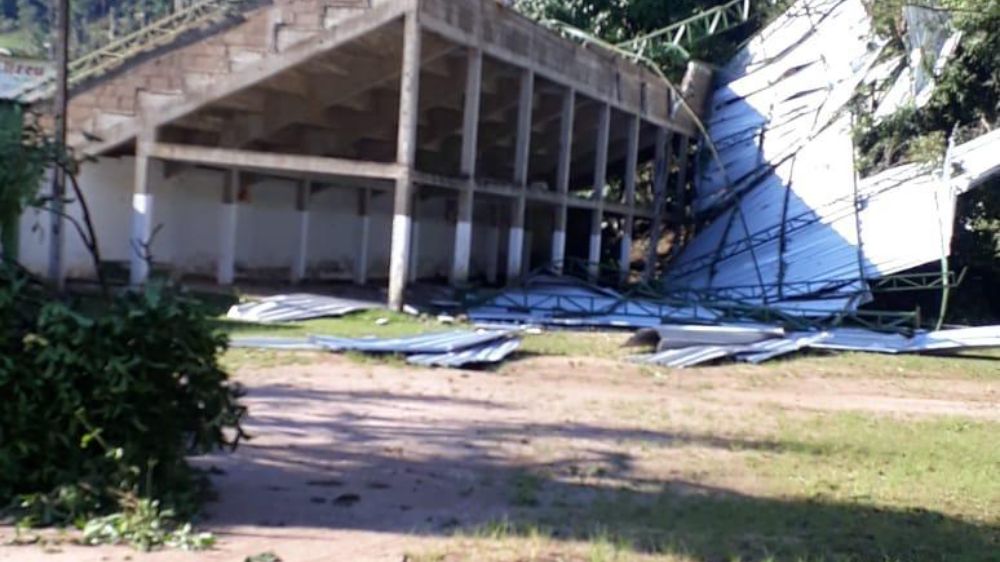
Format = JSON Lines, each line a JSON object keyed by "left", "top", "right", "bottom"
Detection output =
{"left": 16, "top": 157, "right": 474, "bottom": 286}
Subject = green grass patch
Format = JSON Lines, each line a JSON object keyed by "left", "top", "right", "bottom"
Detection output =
{"left": 760, "top": 412, "right": 1000, "bottom": 522}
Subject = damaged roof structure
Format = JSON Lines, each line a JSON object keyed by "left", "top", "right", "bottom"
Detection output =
{"left": 662, "top": 0, "right": 1000, "bottom": 323}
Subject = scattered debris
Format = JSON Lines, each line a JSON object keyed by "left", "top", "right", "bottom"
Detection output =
{"left": 226, "top": 294, "right": 377, "bottom": 324}
{"left": 231, "top": 329, "right": 522, "bottom": 369}
{"left": 632, "top": 325, "right": 1000, "bottom": 368}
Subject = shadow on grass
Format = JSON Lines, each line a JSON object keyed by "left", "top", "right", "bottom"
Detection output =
{"left": 192, "top": 384, "right": 1000, "bottom": 562}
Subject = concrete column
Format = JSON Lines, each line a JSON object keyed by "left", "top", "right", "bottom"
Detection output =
{"left": 216, "top": 169, "right": 239, "bottom": 286}
{"left": 619, "top": 115, "right": 641, "bottom": 283}
{"left": 588, "top": 103, "right": 611, "bottom": 280}
{"left": 513, "top": 69, "right": 534, "bottom": 186}
{"left": 645, "top": 128, "right": 672, "bottom": 281}
{"left": 291, "top": 180, "right": 311, "bottom": 284}
{"left": 355, "top": 188, "right": 371, "bottom": 285}
{"left": 506, "top": 68, "right": 533, "bottom": 283}
{"left": 552, "top": 87, "right": 574, "bottom": 273}
{"left": 129, "top": 136, "right": 155, "bottom": 286}
{"left": 522, "top": 229, "right": 533, "bottom": 277}
{"left": 485, "top": 205, "right": 500, "bottom": 284}
{"left": 408, "top": 196, "right": 421, "bottom": 283}
{"left": 388, "top": 10, "right": 421, "bottom": 311}
{"left": 451, "top": 47, "right": 482, "bottom": 286}
{"left": 506, "top": 196, "right": 525, "bottom": 282}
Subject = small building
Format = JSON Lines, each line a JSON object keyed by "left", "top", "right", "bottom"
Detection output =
{"left": 18, "top": 0, "right": 702, "bottom": 309}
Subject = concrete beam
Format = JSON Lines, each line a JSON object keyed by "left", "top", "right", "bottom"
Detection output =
{"left": 147, "top": 142, "right": 403, "bottom": 180}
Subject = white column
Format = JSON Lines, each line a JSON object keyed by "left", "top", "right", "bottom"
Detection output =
{"left": 451, "top": 47, "right": 482, "bottom": 286}
{"left": 619, "top": 114, "right": 640, "bottom": 283}
{"left": 485, "top": 205, "right": 500, "bottom": 284}
{"left": 216, "top": 169, "right": 239, "bottom": 286}
{"left": 506, "top": 197, "right": 525, "bottom": 281}
{"left": 355, "top": 188, "right": 371, "bottom": 286}
{"left": 291, "top": 180, "right": 310, "bottom": 284}
{"left": 130, "top": 134, "right": 155, "bottom": 286}
{"left": 408, "top": 196, "right": 421, "bottom": 283}
{"left": 588, "top": 103, "right": 611, "bottom": 280}
{"left": 388, "top": 10, "right": 421, "bottom": 311}
{"left": 552, "top": 87, "right": 574, "bottom": 272}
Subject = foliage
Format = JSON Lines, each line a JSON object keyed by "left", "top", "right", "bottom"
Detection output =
{"left": 855, "top": 0, "right": 1000, "bottom": 175}
{"left": 1, "top": 0, "right": 178, "bottom": 57}
{"left": 0, "top": 103, "right": 58, "bottom": 262}
{"left": 513, "top": 0, "right": 784, "bottom": 80}
{"left": 0, "top": 265, "right": 247, "bottom": 534}
{"left": 81, "top": 497, "right": 215, "bottom": 551}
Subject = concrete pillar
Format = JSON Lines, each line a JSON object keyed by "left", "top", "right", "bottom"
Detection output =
{"left": 522, "top": 229, "right": 533, "bottom": 277}
{"left": 645, "top": 128, "right": 672, "bottom": 281}
{"left": 216, "top": 169, "right": 239, "bottom": 286}
{"left": 588, "top": 103, "right": 611, "bottom": 280}
{"left": 506, "top": 196, "right": 525, "bottom": 282}
{"left": 619, "top": 115, "right": 640, "bottom": 283}
{"left": 451, "top": 47, "right": 482, "bottom": 286}
{"left": 552, "top": 87, "right": 574, "bottom": 273}
{"left": 291, "top": 180, "right": 310, "bottom": 284}
{"left": 355, "top": 188, "right": 371, "bottom": 286}
{"left": 408, "top": 196, "right": 421, "bottom": 283}
{"left": 388, "top": 11, "right": 421, "bottom": 311}
{"left": 485, "top": 205, "right": 500, "bottom": 284}
{"left": 129, "top": 136, "right": 155, "bottom": 286}
{"left": 506, "top": 68, "right": 533, "bottom": 283}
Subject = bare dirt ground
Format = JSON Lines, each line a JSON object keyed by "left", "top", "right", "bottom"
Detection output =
{"left": 2, "top": 351, "right": 997, "bottom": 562}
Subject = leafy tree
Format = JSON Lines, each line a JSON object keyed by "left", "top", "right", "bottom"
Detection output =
{"left": 514, "top": 0, "right": 782, "bottom": 79}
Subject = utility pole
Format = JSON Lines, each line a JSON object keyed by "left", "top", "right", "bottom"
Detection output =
{"left": 48, "top": 0, "right": 69, "bottom": 290}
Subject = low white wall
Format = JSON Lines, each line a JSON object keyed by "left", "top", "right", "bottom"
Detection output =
{"left": 16, "top": 157, "right": 492, "bottom": 285}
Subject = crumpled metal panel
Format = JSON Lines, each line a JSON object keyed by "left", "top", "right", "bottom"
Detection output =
{"left": 227, "top": 293, "right": 377, "bottom": 324}
{"left": 406, "top": 338, "right": 522, "bottom": 367}
{"left": 312, "top": 329, "right": 515, "bottom": 354}
{"left": 638, "top": 323, "right": 785, "bottom": 351}
{"left": 737, "top": 332, "right": 832, "bottom": 364}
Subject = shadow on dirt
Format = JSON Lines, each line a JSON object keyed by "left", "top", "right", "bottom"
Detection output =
{"left": 193, "top": 384, "right": 999, "bottom": 562}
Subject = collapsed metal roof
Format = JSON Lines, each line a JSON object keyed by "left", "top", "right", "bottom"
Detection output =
{"left": 663, "top": 0, "right": 1000, "bottom": 317}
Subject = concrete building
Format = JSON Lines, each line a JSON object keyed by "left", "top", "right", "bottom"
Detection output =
{"left": 19, "top": 0, "right": 701, "bottom": 309}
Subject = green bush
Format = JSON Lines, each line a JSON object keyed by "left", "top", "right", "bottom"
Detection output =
{"left": 0, "top": 266, "right": 247, "bottom": 527}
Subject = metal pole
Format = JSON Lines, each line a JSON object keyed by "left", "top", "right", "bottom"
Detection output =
{"left": 48, "top": 0, "right": 70, "bottom": 290}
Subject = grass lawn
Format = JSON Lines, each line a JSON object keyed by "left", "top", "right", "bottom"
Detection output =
{"left": 408, "top": 410, "right": 999, "bottom": 562}
{"left": 213, "top": 302, "right": 998, "bottom": 561}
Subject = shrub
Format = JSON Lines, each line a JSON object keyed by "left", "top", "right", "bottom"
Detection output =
{"left": 0, "top": 265, "right": 247, "bottom": 527}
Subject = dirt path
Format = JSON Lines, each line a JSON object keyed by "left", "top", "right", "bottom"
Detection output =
{"left": 2, "top": 353, "right": 996, "bottom": 561}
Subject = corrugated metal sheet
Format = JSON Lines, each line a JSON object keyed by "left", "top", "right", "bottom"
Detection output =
{"left": 227, "top": 294, "right": 378, "bottom": 323}
{"left": 406, "top": 338, "right": 522, "bottom": 367}
{"left": 632, "top": 324, "right": 999, "bottom": 367}
{"left": 312, "top": 329, "right": 515, "bottom": 354}
{"left": 228, "top": 336, "right": 323, "bottom": 351}
{"left": 639, "top": 323, "right": 785, "bottom": 350}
